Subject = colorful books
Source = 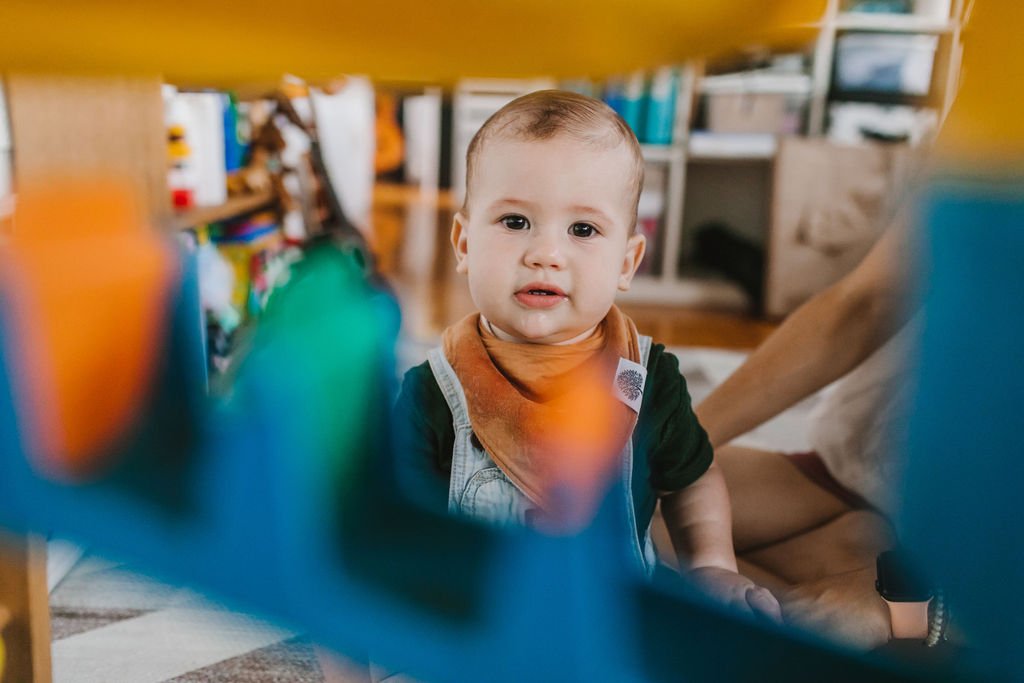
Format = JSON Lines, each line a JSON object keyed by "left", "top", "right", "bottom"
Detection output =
{"left": 603, "top": 68, "right": 680, "bottom": 145}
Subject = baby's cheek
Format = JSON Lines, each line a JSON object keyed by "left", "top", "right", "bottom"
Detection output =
{"left": 577, "top": 291, "right": 615, "bottom": 321}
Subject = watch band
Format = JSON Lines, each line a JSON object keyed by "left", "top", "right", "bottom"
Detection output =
{"left": 876, "top": 549, "right": 933, "bottom": 641}
{"left": 925, "top": 589, "right": 948, "bottom": 647}
{"left": 883, "top": 597, "right": 931, "bottom": 640}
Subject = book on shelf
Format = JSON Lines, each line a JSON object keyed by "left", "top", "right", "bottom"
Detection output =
{"left": 644, "top": 67, "right": 679, "bottom": 146}
{"left": 164, "top": 86, "right": 233, "bottom": 210}
{"left": 604, "top": 67, "right": 682, "bottom": 145}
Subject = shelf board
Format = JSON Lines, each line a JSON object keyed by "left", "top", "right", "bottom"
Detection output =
{"left": 172, "top": 191, "right": 276, "bottom": 231}
{"left": 687, "top": 133, "right": 778, "bottom": 161}
{"left": 640, "top": 143, "right": 686, "bottom": 164}
{"left": 699, "top": 72, "right": 812, "bottom": 96}
{"left": 374, "top": 183, "right": 456, "bottom": 211}
{"left": 834, "top": 12, "right": 954, "bottom": 33}
{"left": 619, "top": 274, "right": 749, "bottom": 312}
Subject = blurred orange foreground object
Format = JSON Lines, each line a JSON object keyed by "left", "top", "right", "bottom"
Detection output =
{"left": 0, "top": 1, "right": 825, "bottom": 86}
{"left": 0, "top": 179, "right": 178, "bottom": 482}
{"left": 533, "top": 364, "right": 631, "bottom": 534}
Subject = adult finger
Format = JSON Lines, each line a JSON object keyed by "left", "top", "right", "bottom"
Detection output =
{"left": 746, "top": 586, "right": 783, "bottom": 623}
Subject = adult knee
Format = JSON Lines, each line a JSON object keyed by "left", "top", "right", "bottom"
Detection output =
{"left": 832, "top": 510, "right": 895, "bottom": 559}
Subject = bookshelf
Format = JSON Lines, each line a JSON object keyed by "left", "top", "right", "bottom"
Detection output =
{"left": 686, "top": 133, "right": 779, "bottom": 161}
{"left": 612, "top": 66, "right": 703, "bottom": 306}
{"left": 808, "top": 0, "right": 965, "bottom": 135}
{"left": 637, "top": 0, "right": 965, "bottom": 314}
{"left": 442, "top": 1, "right": 964, "bottom": 315}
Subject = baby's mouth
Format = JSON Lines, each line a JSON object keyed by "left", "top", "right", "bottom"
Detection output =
{"left": 514, "top": 284, "right": 567, "bottom": 309}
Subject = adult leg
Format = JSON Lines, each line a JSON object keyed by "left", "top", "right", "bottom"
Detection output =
{"left": 746, "top": 509, "right": 895, "bottom": 648}
{"left": 718, "top": 445, "right": 894, "bottom": 648}
{"left": 743, "top": 509, "right": 895, "bottom": 585}
{"left": 656, "top": 444, "right": 854, "bottom": 579}
{"left": 716, "top": 445, "right": 851, "bottom": 552}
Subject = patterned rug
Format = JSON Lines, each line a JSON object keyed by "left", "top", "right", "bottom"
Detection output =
{"left": 49, "top": 556, "right": 371, "bottom": 683}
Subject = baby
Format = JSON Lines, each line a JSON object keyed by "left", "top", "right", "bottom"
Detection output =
{"left": 393, "top": 90, "right": 779, "bottom": 618}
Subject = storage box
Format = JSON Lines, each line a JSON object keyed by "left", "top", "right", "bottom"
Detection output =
{"left": 702, "top": 71, "right": 810, "bottom": 134}
{"left": 834, "top": 32, "right": 939, "bottom": 98}
{"left": 707, "top": 92, "right": 790, "bottom": 134}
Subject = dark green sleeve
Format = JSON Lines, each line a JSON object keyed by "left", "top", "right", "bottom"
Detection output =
{"left": 392, "top": 361, "right": 456, "bottom": 513}
{"left": 638, "top": 345, "right": 714, "bottom": 492}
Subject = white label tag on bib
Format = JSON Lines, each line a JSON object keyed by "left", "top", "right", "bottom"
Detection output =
{"left": 613, "top": 357, "right": 647, "bottom": 414}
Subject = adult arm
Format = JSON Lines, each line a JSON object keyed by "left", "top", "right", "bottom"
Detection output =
{"left": 696, "top": 213, "right": 918, "bottom": 448}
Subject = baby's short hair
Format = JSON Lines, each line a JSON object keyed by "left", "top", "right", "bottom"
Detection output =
{"left": 464, "top": 90, "right": 645, "bottom": 225}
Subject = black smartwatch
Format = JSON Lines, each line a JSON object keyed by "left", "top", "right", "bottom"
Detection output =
{"left": 875, "top": 549, "right": 933, "bottom": 640}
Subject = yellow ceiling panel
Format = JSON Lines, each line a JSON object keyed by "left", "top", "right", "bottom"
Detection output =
{"left": 0, "top": 0, "right": 826, "bottom": 86}
{"left": 937, "top": 2, "right": 1024, "bottom": 165}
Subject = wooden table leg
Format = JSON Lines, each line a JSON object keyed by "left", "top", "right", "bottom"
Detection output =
{"left": 0, "top": 531, "right": 51, "bottom": 683}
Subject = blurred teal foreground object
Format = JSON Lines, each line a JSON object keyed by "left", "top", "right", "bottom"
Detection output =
{"left": 248, "top": 245, "right": 395, "bottom": 499}
{"left": 901, "top": 178, "right": 1024, "bottom": 683}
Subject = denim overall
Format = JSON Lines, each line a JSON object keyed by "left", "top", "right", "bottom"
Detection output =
{"left": 426, "top": 335, "right": 657, "bottom": 575}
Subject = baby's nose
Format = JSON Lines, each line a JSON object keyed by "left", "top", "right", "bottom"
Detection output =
{"left": 524, "top": 232, "right": 566, "bottom": 269}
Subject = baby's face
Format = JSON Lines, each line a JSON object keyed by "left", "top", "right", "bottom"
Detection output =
{"left": 453, "top": 135, "right": 645, "bottom": 344}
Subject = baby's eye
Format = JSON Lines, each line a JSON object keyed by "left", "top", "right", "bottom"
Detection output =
{"left": 570, "top": 222, "right": 596, "bottom": 238}
{"left": 501, "top": 215, "right": 529, "bottom": 231}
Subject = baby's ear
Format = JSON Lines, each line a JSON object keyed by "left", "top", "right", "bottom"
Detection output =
{"left": 618, "top": 232, "right": 647, "bottom": 291}
{"left": 451, "top": 211, "right": 470, "bottom": 274}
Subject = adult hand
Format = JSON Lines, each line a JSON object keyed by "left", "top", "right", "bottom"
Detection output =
{"left": 689, "top": 566, "right": 783, "bottom": 623}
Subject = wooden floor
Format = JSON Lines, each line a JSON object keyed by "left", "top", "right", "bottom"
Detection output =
{"left": 370, "top": 183, "right": 777, "bottom": 350}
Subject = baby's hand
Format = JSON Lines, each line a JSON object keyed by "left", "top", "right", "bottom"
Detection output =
{"left": 688, "top": 566, "right": 782, "bottom": 623}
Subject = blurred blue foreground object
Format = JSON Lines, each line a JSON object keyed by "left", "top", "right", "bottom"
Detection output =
{"left": 902, "top": 179, "right": 1024, "bottom": 683}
